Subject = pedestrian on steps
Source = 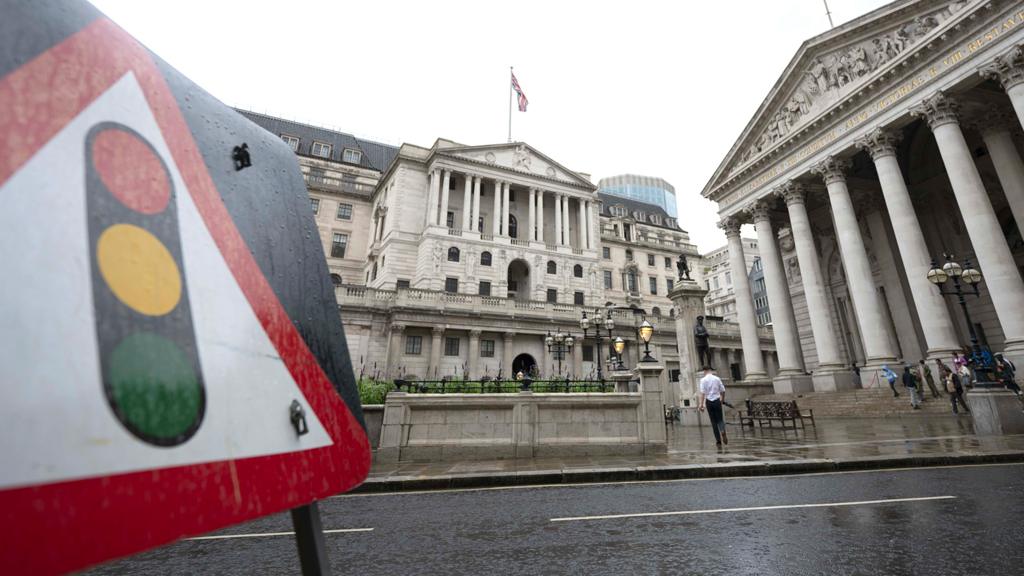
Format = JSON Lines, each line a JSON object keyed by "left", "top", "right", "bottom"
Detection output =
{"left": 995, "top": 360, "right": 1021, "bottom": 396}
{"left": 903, "top": 365, "right": 921, "bottom": 409}
{"left": 918, "top": 360, "right": 941, "bottom": 399}
{"left": 881, "top": 365, "right": 900, "bottom": 398}
{"left": 852, "top": 365, "right": 862, "bottom": 388}
{"left": 699, "top": 366, "right": 728, "bottom": 447}
{"left": 944, "top": 367, "right": 969, "bottom": 414}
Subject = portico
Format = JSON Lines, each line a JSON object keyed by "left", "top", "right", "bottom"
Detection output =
{"left": 703, "top": 0, "right": 1024, "bottom": 393}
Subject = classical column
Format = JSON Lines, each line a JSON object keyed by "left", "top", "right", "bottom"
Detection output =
{"left": 503, "top": 332, "right": 515, "bottom": 377}
{"left": 439, "top": 169, "right": 451, "bottom": 227}
{"left": 912, "top": 92, "right": 1024, "bottom": 361}
{"left": 501, "top": 182, "right": 511, "bottom": 236}
{"left": 719, "top": 217, "right": 769, "bottom": 382}
{"left": 554, "top": 193, "right": 563, "bottom": 246}
{"left": 388, "top": 323, "right": 405, "bottom": 375}
{"left": 584, "top": 201, "right": 592, "bottom": 249}
{"left": 528, "top": 188, "right": 537, "bottom": 241}
{"left": 468, "top": 329, "right": 481, "bottom": 380}
{"left": 461, "top": 174, "right": 473, "bottom": 230}
{"left": 572, "top": 339, "right": 583, "bottom": 378}
{"left": 491, "top": 180, "right": 502, "bottom": 235}
{"left": 537, "top": 190, "right": 546, "bottom": 244}
{"left": 429, "top": 326, "right": 444, "bottom": 379}
{"left": 980, "top": 46, "right": 1024, "bottom": 128}
{"left": 856, "top": 128, "right": 960, "bottom": 361}
{"left": 576, "top": 199, "right": 586, "bottom": 249}
{"left": 863, "top": 205, "right": 917, "bottom": 359}
{"left": 562, "top": 195, "right": 571, "bottom": 246}
{"left": 811, "top": 156, "right": 898, "bottom": 371}
{"left": 426, "top": 169, "right": 439, "bottom": 227}
{"left": 748, "top": 200, "right": 810, "bottom": 393}
{"left": 471, "top": 176, "right": 482, "bottom": 231}
{"left": 977, "top": 111, "right": 1024, "bottom": 244}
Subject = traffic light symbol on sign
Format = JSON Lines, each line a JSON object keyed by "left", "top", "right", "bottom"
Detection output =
{"left": 86, "top": 122, "right": 206, "bottom": 447}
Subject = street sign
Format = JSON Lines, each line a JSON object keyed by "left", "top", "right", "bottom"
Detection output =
{"left": 0, "top": 3, "right": 371, "bottom": 573}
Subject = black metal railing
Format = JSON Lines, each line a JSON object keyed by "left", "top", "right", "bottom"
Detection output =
{"left": 393, "top": 378, "right": 616, "bottom": 394}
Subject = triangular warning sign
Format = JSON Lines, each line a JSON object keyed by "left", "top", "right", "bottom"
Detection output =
{"left": 0, "top": 17, "right": 369, "bottom": 575}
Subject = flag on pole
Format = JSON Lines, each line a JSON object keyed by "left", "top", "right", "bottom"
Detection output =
{"left": 511, "top": 72, "right": 529, "bottom": 112}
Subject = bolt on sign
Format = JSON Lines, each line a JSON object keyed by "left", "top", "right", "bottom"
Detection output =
{"left": 0, "top": 2, "right": 371, "bottom": 573}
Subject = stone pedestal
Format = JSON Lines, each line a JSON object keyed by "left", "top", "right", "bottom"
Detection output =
{"left": 637, "top": 362, "right": 667, "bottom": 451}
{"left": 811, "top": 367, "right": 856, "bottom": 392}
{"left": 607, "top": 368, "right": 636, "bottom": 393}
{"left": 965, "top": 388, "right": 1024, "bottom": 436}
{"left": 772, "top": 372, "right": 813, "bottom": 394}
{"left": 667, "top": 279, "right": 708, "bottom": 408}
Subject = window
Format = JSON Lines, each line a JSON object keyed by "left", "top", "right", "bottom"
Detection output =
{"left": 610, "top": 205, "right": 626, "bottom": 217}
{"left": 479, "top": 281, "right": 491, "bottom": 296}
{"left": 477, "top": 216, "right": 484, "bottom": 232}
{"left": 330, "top": 273, "right": 342, "bottom": 286}
{"left": 310, "top": 198, "right": 320, "bottom": 214}
{"left": 574, "top": 291, "right": 585, "bottom": 305}
{"left": 371, "top": 262, "right": 377, "bottom": 280}
{"left": 509, "top": 190, "right": 516, "bottom": 202}
{"left": 649, "top": 277, "right": 658, "bottom": 295}
{"left": 405, "top": 335, "right": 422, "bottom": 355}
{"left": 396, "top": 279, "right": 410, "bottom": 289}
{"left": 508, "top": 214, "right": 518, "bottom": 238}
{"left": 481, "top": 340, "right": 495, "bottom": 357}
{"left": 281, "top": 134, "right": 299, "bottom": 151}
{"left": 725, "top": 271, "right": 732, "bottom": 285}
{"left": 336, "top": 203, "right": 352, "bottom": 220}
{"left": 446, "top": 211, "right": 455, "bottom": 229}
{"left": 311, "top": 141, "right": 332, "bottom": 158}
{"left": 583, "top": 345, "right": 594, "bottom": 362}
{"left": 444, "top": 337, "right": 460, "bottom": 356}
{"left": 573, "top": 264, "right": 583, "bottom": 278}
{"left": 330, "top": 233, "right": 348, "bottom": 258}
{"left": 752, "top": 259, "right": 762, "bottom": 272}
{"left": 480, "top": 251, "right": 492, "bottom": 266}
{"left": 602, "top": 247, "right": 611, "bottom": 259}
{"left": 647, "top": 254, "right": 655, "bottom": 266}
{"left": 623, "top": 224, "right": 632, "bottom": 241}
{"left": 342, "top": 148, "right": 362, "bottom": 164}
{"left": 445, "top": 277, "right": 459, "bottom": 293}
{"left": 448, "top": 247, "right": 460, "bottom": 262}
{"left": 625, "top": 249, "right": 634, "bottom": 261}
{"left": 547, "top": 261, "right": 557, "bottom": 274}
{"left": 627, "top": 271, "right": 638, "bottom": 293}
{"left": 652, "top": 306, "right": 661, "bottom": 316}
{"left": 546, "top": 288, "right": 557, "bottom": 303}
{"left": 603, "top": 270, "right": 613, "bottom": 289}
{"left": 665, "top": 257, "right": 672, "bottom": 269}
{"left": 755, "top": 278, "right": 766, "bottom": 292}
{"left": 508, "top": 280, "right": 519, "bottom": 292}
{"left": 666, "top": 278, "right": 674, "bottom": 292}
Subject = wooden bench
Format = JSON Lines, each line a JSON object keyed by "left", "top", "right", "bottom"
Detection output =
{"left": 739, "top": 400, "right": 815, "bottom": 429}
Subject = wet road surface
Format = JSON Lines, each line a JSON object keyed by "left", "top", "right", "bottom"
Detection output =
{"left": 86, "top": 463, "right": 1024, "bottom": 575}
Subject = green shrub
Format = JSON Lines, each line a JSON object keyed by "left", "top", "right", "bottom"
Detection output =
{"left": 357, "top": 378, "right": 394, "bottom": 405}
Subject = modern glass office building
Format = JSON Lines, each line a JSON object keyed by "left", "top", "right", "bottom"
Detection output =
{"left": 597, "top": 174, "right": 678, "bottom": 218}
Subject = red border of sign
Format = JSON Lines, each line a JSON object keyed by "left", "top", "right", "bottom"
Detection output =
{"left": 0, "top": 18, "right": 370, "bottom": 575}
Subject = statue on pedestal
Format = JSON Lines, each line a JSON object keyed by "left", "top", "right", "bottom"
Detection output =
{"left": 694, "top": 315, "right": 711, "bottom": 368}
{"left": 676, "top": 254, "right": 691, "bottom": 281}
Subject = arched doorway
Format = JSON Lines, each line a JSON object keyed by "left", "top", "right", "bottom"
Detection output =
{"left": 507, "top": 258, "right": 530, "bottom": 301}
{"left": 512, "top": 353, "right": 537, "bottom": 377}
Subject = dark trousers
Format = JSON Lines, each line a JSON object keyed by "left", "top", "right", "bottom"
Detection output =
{"left": 706, "top": 399, "right": 725, "bottom": 444}
{"left": 950, "top": 391, "right": 969, "bottom": 413}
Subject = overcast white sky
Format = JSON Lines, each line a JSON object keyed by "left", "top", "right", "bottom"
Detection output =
{"left": 91, "top": 0, "right": 891, "bottom": 252}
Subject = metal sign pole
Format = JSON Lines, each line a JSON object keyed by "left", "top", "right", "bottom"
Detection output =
{"left": 291, "top": 503, "right": 332, "bottom": 576}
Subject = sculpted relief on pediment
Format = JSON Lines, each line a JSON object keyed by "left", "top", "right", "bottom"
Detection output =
{"left": 736, "top": 1, "right": 970, "bottom": 168}
{"left": 455, "top": 144, "right": 579, "bottom": 183}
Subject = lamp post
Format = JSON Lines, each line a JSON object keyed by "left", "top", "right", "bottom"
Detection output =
{"left": 545, "top": 329, "right": 575, "bottom": 376}
{"left": 638, "top": 318, "right": 656, "bottom": 363}
{"left": 613, "top": 336, "right": 626, "bottom": 370}
{"left": 580, "top": 309, "right": 618, "bottom": 381}
{"left": 927, "top": 254, "right": 995, "bottom": 386}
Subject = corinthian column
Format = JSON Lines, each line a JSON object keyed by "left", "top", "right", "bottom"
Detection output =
{"left": 501, "top": 182, "right": 511, "bottom": 236}
{"left": 462, "top": 174, "right": 473, "bottom": 230}
{"left": 426, "top": 169, "right": 440, "bottom": 228}
{"left": 748, "top": 200, "right": 810, "bottom": 393}
{"left": 811, "top": 156, "right": 898, "bottom": 372}
{"left": 719, "top": 217, "right": 769, "bottom": 383}
{"left": 491, "top": 180, "right": 502, "bottom": 235}
{"left": 777, "top": 182, "right": 853, "bottom": 391}
{"left": 537, "top": 191, "right": 546, "bottom": 243}
{"left": 911, "top": 92, "right": 1024, "bottom": 363}
{"left": 471, "top": 176, "right": 481, "bottom": 231}
{"left": 976, "top": 110, "right": 1024, "bottom": 244}
{"left": 554, "top": 193, "right": 563, "bottom": 245}
{"left": 855, "top": 128, "right": 960, "bottom": 360}
{"left": 528, "top": 188, "right": 537, "bottom": 241}
{"left": 439, "top": 169, "right": 451, "bottom": 227}
{"left": 980, "top": 46, "right": 1024, "bottom": 128}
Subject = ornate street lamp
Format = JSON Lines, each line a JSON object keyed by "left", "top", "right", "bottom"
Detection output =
{"left": 580, "top": 308, "right": 618, "bottom": 381}
{"left": 613, "top": 336, "right": 626, "bottom": 370}
{"left": 545, "top": 329, "right": 575, "bottom": 376}
{"left": 638, "top": 319, "right": 656, "bottom": 363}
{"left": 927, "top": 254, "right": 994, "bottom": 385}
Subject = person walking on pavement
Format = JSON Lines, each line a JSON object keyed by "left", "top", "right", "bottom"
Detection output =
{"left": 699, "top": 365, "right": 728, "bottom": 447}
{"left": 918, "top": 359, "right": 941, "bottom": 399}
{"left": 903, "top": 365, "right": 921, "bottom": 409}
{"left": 881, "top": 364, "right": 900, "bottom": 398}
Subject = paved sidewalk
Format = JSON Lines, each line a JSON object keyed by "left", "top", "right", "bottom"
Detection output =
{"left": 358, "top": 415, "right": 1024, "bottom": 492}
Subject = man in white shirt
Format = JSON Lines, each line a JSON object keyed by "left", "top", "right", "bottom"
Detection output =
{"left": 699, "top": 365, "right": 728, "bottom": 446}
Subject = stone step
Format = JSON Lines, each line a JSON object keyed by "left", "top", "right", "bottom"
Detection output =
{"left": 751, "top": 386, "right": 958, "bottom": 418}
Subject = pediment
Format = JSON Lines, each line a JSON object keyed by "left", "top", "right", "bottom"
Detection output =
{"left": 704, "top": 0, "right": 972, "bottom": 197}
{"left": 438, "top": 142, "right": 595, "bottom": 189}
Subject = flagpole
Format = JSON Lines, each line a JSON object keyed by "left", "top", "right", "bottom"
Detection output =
{"left": 508, "top": 66, "right": 513, "bottom": 143}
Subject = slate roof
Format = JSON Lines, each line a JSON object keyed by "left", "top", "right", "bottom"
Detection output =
{"left": 597, "top": 192, "right": 684, "bottom": 232}
{"left": 235, "top": 109, "right": 399, "bottom": 173}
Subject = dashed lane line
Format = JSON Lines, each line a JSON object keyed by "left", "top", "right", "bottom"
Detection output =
{"left": 185, "top": 528, "right": 373, "bottom": 541}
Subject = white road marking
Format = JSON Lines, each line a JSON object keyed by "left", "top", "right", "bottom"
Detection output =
{"left": 185, "top": 528, "right": 373, "bottom": 541}
{"left": 550, "top": 495, "right": 957, "bottom": 522}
